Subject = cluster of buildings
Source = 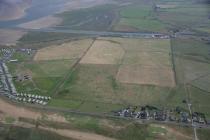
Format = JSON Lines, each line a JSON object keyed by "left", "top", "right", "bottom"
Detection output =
{"left": 0, "top": 49, "right": 15, "bottom": 61}
{"left": 0, "top": 63, "right": 16, "bottom": 94}
{"left": 8, "top": 93, "right": 51, "bottom": 105}
{"left": 18, "top": 48, "right": 32, "bottom": 55}
{"left": 152, "top": 34, "right": 170, "bottom": 39}
{"left": 0, "top": 48, "right": 51, "bottom": 106}
{"left": 0, "top": 48, "right": 34, "bottom": 63}
{"left": 13, "top": 74, "right": 31, "bottom": 82}
{"left": 113, "top": 105, "right": 208, "bottom": 126}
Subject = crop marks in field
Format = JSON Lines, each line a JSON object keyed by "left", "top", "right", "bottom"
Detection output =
{"left": 80, "top": 39, "right": 125, "bottom": 64}
{"left": 114, "top": 38, "right": 175, "bottom": 87}
{"left": 80, "top": 37, "right": 175, "bottom": 87}
{"left": 117, "top": 65, "right": 175, "bottom": 87}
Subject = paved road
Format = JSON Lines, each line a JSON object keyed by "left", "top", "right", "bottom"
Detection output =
{"left": 14, "top": 27, "right": 169, "bottom": 38}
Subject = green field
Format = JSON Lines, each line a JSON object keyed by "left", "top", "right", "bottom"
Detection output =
{"left": 57, "top": 5, "right": 117, "bottom": 31}
{"left": 10, "top": 33, "right": 210, "bottom": 122}
{"left": 17, "top": 32, "right": 88, "bottom": 49}
{"left": 113, "top": 0, "right": 210, "bottom": 34}
{"left": 0, "top": 124, "right": 72, "bottom": 140}
{"left": 171, "top": 37, "right": 210, "bottom": 118}
{"left": 197, "top": 128, "right": 210, "bottom": 140}
{"left": 8, "top": 59, "right": 76, "bottom": 96}
{"left": 8, "top": 37, "right": 188, "bottom": 113}
{"left": 114, "top": 4, "right": 168, "bottom": 32}
{"left": 51, "top": 38, "right": 186, "bottom": 112}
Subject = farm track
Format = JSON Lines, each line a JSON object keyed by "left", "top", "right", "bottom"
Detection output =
{"left": 51, "top": 39, "right": 96, "bottom": 96}
{"left": 170, "top": 39, "right": 177, "bottom": 86}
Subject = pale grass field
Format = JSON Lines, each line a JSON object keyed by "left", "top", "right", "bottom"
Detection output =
{"left": 34, "top": 39, "right": 94, "bottom": 61}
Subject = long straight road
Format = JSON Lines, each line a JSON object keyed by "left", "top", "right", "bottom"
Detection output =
{"left": 186, "top": 85, "right": 198, "bottom": 140}
{"left": 14, "top": 27, "right": 169, "bottom": 38}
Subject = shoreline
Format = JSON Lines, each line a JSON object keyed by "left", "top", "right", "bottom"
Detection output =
{"left": 0, "top": 2, "right": 31, "bottom": 21}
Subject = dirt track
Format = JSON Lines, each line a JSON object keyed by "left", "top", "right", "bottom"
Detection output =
{"left": 0, "top": 97, "right": 67, "bottom": 123}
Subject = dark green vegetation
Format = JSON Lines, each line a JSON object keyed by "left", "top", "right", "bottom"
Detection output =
{"left": 18, "top": 32, "right": 87, "bottom": 49}
{"left": 0, "top": 124, "right": 72, "bottom": 140}
{"left": 115, "top": 4, "right": 168, "bottom": 32}
{"left": 197, "top": 128, "right": 210, "bottom": 140}
{"left": 115, "top": 0, "right": 210, "bottom": 33}
{"left": 57, "top": 5, "right": 117, "bottom": 31}
{"left": 55, "top": 0, "right": 210, "bottom": 34}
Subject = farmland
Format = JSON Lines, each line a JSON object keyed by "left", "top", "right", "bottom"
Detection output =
{"left": 80, "top": 39, "right": 124, "bottom": 64}
{"left": 112, "top": 0, "right": 210, "bottom": 35}
{"left": 34, "top": 39, "right": 94, "bottom": 61}
{"left": 171, "top": 37, "right": 210, "bottom": 117}
{"left": 8, "top": 34, "right": 210, "bottom": 120}
{"left": 1, "top": 0, "right": 210, "bottom": 139}
{"left": 7, "top": 37, "right": 181, "bottom": 113}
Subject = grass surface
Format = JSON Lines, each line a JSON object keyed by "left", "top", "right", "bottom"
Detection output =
{"left": 197, "top": 128, "right": 210, "bottom": 140}
{"left": 0, "top": 125, "right": 73, "bottom": 140}
{"left": 172, "top": 38, "right": 210, "bottom": 118}
{"left": 114, "top": 1, "right": 210, "bottom": 34}
{"left": 8, "top": 60, "right": 75, "bottom": 95}
{"left": 8, "top": 37, "right": 189, "bottom": 113}
{"left": 31, "top": 113, "right": 194, "bottom": 140}
{"left": 57, "top": 5, "right": 116, "bottom": 31}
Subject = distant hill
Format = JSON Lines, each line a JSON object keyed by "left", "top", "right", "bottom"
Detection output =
{"left": 0, "top": 0, "right": 31, "bottom": 21}
{"left": 195, "top": 0, "right": 210, "bottom": 4}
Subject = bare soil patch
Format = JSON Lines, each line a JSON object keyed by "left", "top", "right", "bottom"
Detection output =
{"left": 117, "top": 65, "right": 175, "bottom": 87}
{"left": 18, "top": 16, "right": 62, "bottom": 29}
{"left": 41, "top": 126, "right": 117, "bottom": 140}
{"left": 0, "top": 29, "right": 26, "bottom": 45}
{"left": 80, "top": 39, "right": 125, "bottom": 64}
{"left": 0, "top": 98, "right": 67, "bottom": 123}
{"left": 0, "top": 97, "right": 117, "bottom": 140}
{"left": 7, "top": 121, "right": 118, "bottom": 140}
{"left": 34, "top": 39, "right": 93, "bottom": 61}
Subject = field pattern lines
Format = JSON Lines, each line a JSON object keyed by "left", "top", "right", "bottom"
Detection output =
{"left": 52, "top": 39, "right": 96, "bottom": 96}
